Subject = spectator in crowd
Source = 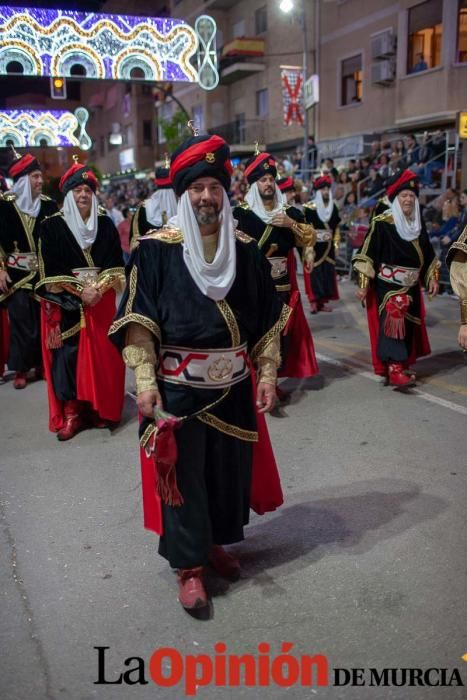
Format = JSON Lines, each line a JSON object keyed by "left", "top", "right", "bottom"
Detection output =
{"left": 334, "top": 185, "right": 347, "bottom": 210}
{"left": 321, "top": 157, "right": 339, "bottom": 180}
{"left": 340, "top": 191, "right": 359, "bottom": 229}
{"left": 307, "top": 136, "right": 318, "bottom": 171}
{"left": 337, "top": 170, "right": 353, "bottom": 197}
{"left": 368, "top": 141, "right": 381, "bottom": 164}
{"left": 404, "top": 134, "right": 420, "bottom": 169}
{"left": 104, "top": 195, "right": 124, "bottom": 226}
{"left": 455, "top": 189, "right": 467, "bottom": 239}
{"left": 392, "top": 139, "right": 406, "bottom": 167}
{"left": 117, "top": 206, "right": 132, "bottom": 264}
{"left": 411, "top": 53, "right": 428, "bottom": 73}
{"left": 362, "top": 167, "right": 384, "bottom": 200}
{"left": 378, "top": 153, "right": 391, "bottom": 180}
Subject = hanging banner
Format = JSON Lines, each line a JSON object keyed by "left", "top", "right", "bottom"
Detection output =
{"left": 281, "top": 66, "right": 304, "bottom": 126}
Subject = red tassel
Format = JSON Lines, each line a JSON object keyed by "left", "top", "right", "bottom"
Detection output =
{"left": 153, "top": 416, "right": 183, "bottom": 506}
{"left": 46, "top": 325, "right": 62, "bottom": 349}
{"left": 44, "top": 301, "right": 63, "bottom": 349}
{"left": 384, "top": 294, "right": 410, "bottom": 339}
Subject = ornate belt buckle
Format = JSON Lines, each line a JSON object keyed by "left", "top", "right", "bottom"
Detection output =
{"left": 207, "top": 355, "right": 233, "bottom": 382}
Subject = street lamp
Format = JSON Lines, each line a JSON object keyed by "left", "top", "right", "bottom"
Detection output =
{"left": 279, "top": 0, "right": 310, "bottom": 179}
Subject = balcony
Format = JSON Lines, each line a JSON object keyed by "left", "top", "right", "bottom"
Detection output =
{"left": 207, "top": 119, "right": 264, "bottom": 154}
{"left": 219, "top": 37, "right": 265, "bottom": 84}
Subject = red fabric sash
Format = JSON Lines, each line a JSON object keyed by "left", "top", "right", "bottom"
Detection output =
{"left": 0, "top": 308, "right": 9, "bottom": 377}
{"left": 279, "top": 251, "right": 319, "bottom": 378}
{"left": 40, "top": 290, "right": 125, "bottom": 431}
{"left": 365, "top": 285, "right": 431, "bottom": 376}
{"left": 138, "top": 365, "right": 283, "bottom": 536}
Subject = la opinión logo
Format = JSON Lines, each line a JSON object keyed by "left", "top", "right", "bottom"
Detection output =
{"left": 94, "top": 645, "right": 465, "bottom": 695}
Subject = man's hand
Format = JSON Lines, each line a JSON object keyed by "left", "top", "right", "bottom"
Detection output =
{"left": 271, "top": 212, "right": 294, "bottom": 229}
{"left": 256, "top": 381, "right": 276, "bottom": 414}
{"left": 356, "top": 288, "right": 368, "bottom": 306}
{"left": 81, "top": 286, "right": 102, "bottom": 307}
{"left": 458, "top": 325, "right": 467, "bottom": 351}
{"left": 0, "top": 269, "right": 11, "bottom": 294}
{"left": 428, "top": 278, "right": 439, "bottom": 297}
{"left": 137, "top": 388, "right": 163, "bottom": 418}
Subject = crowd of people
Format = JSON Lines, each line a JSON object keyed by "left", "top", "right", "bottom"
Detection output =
{"left": 1, "top": 131, "right": 466, "bottom": 617}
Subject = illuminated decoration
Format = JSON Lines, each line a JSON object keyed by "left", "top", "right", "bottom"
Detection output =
{"left": 0, "top": 107, "right": 92, "bottom": 149}
{"left": 195, "top": 15, "right": 218, "bottom": 90}
{"left": 0, "top": 6, "right": 218, "bottom": 89}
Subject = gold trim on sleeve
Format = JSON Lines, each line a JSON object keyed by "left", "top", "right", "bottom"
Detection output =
{"left": 108, "top": 312, "right": 161, "bottom": 342}
{"left": 251, "top": 304, "right": 292, "bottom": 362}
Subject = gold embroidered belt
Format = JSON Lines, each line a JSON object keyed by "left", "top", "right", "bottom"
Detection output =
{"left": 157, "top": 343, "right": 249, "bottom": 388}
{"left": 72, "top": 267, "right": 101, "bottom": 284}
{"left": 7, "top": 252, "right": 38, "bottom": 271}
{"left": 378, "top": 264, "right": 420, "bottom": 287}
{"left": 268, "top": 256, "right": 288, "bottom": 280}
{"left": 315, "top": 229, "right": 332, "bottom": 242}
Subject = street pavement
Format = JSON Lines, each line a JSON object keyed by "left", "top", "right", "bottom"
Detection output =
{"left": 1, "top": 279, "right": 466, "bottom": 700}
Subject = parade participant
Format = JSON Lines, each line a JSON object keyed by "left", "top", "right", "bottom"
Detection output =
{"left": 233, "top": 150, "right": 318, "bottom": 380}
{"left": 277, "top": 176, "right": 295, "bottom": 203}
{"left": 0, "top": 150, "right": 58, "bottom": 388}
{"left": 109, "top": 131, "right": 290, "bottom": 612}
{"left": 353, "top": 170, "right": 439, "bottom": 388}
{"left": 302, "top": 175, "right": 341, "bottom": 313}
{"left": 130, "top": 157, "right": 177, "bottom": 249}
{"left": 446, "top": 226, "right": 467, "bottom": 351}
{"left": 36, "top": 158, "right": 125, "bottom": 441}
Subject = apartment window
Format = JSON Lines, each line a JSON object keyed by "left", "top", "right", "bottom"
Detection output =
{"left": 143, "top": 120, "right": 152, "bottom": 146}
{"left": 340, "top": 54, "right": 363, "bottom": 106}
{"left": 157, "top": 102, "right": 173, "bottom": 144}
{"left": 255, "top": 6, "right": 267, "bottom": 35}
{"left": 234, "top": 113, "right": 246, "bottom": 144}
{"left": 457, "top": 0, "right": 467, "bottom": 63}
{"left": 256, "top": 88, "right": 268, "bottom": 117}
{"left": 407, "top": 0, "right": 442, "bottom": 73}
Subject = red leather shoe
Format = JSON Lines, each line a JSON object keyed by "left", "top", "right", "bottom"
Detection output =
{"left": 177, "top": 567, "right": 208, "bottom": 609}
{"left": 209, "top": 545, "right": 241, "bottom": 581}
{"left": 13, "top": 372, "right": 27, "bottom": 389}
{"left": 57, "top": 401, "right": 84, "bottom": 441}
{"left": 388, "top": 363, "right": 416, "bottom": 388}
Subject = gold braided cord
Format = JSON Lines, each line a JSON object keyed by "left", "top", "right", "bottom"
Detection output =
{"left": 109, "top": 312, "right": 161, "bottom": 343}
{"left": 125, "top": 264, "right": 138, "bottom": 315}
{"left": 216, "top": 300, "right": 241, "bottom": 346}
{"left": 13, "top": 203, "right": 36, "bottom": 251}
{"left": 197, "top": 413, "right": 258, "bottom": 442}
{"left": 258, "top": 224, "right": 273, "bottom": 250}
{"left": 61, "top": 322, "right": 81, "bottom": 341}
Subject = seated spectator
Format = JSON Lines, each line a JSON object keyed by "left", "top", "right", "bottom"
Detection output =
{"left": 404, "top": 134, "right": 420, "bottom": 169}
{"left": 117, "top": 207, "right": 132, "bottom": 265}
{"left": 334, "top": 185, "right": 346, "bottom": 210}
{"left": 337, "top": 169, "right": 353, "bottom": 197}
{"left": 340, "top": 191, "right": 358, "bottom": 229}
{"left": 361, "top": 167, "right": 383, "bottom": 199}
{"left": 368, "top": 140, "right": 381, "bottom": 164}
{"left": 378, "top": 153, "right": 391, "bottom": 180}
{"left": 410, "top": 53, "right": 428, "bottom": 73}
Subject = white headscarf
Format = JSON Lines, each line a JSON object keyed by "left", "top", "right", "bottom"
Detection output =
{"left": 171, "top": 189, "right": 236, "bottom": 301}
{"left": 245, "top": 181, "right": 286, "bottom": 224}
{"left": 145, "top": 189, "right": 178, "bottom": 227}
{"left": 63, "top": 190, "right": 99, "bottom": 250}
{"left": 11, "top": 174, "right": 41, "bottom": 218}
{"left": 315, "top": 189, "right": 334, "bottom": 223}
{"left": 390, "top": 196, "right": 421, "bottom": 241}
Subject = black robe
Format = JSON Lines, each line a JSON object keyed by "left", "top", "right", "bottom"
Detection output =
{"left": 36, "top": 212, "right": 125, "bottom": 407}
{"left": 303, "top": 201, "right": 340, "bottom": 303}
{"left": 109, "top": 229, "right": 290, "bottom": 567}
{"left": 232, "top": 203, "right": 306, "bottom": 294}
{"left": 0, "top": 193, "right": 58, "bottom": 371}
{"left": 353, "top": 211, "right": 437, "bottom": 365}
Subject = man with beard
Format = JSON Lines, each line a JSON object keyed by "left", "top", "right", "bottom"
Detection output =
{"left": 0, "top": 150, "right": 58, "bottom": 388}
{"left": 446, "top": 225, "right": 467, "bottom": 351}
{"left": 353, "top": 170, "right": 439, "bottom": 388}
{"left": 109, "top": 132, "right": 290, "bottom": 614}
{"left": 302, "top": 175, "right": 341, "bottom": 313}
{"left": 36, "top": 158, "right": 125, "bottom": 440}
{"left": 130, "top": 157, "right": 178, "bottom": 249}
{"left": 233, "top": 152, "right": 318, "bottom": 382}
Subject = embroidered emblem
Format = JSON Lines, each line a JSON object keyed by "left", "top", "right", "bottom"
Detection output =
{"left": 264, "top": 162, "right": 270, "bottom": 170}
{"left": 82, "top": 172, "right": 88, "bottom": 180}
{"left": 205, "top": 152, "right": 215, "bottom": 163}
{"left": 207, "top": 356, "right": 233, "bottom": 382}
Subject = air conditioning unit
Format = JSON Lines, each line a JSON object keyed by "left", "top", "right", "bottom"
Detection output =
{"left": 371, "top": 31, "right": 396, "bottom": 60}
{"left": 371, "top": 60, "right": 395, "bottom": 85}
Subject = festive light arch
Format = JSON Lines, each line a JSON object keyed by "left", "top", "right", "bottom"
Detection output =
{"left": 0, "top": 6, "right": 217, "bottom": 88}
{"left": 0, "top": 108, "right": 92, "bottom": 149}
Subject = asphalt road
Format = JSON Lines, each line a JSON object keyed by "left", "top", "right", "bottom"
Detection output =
{"left": 1, "top": 280, "right": 466, "bottom": 700}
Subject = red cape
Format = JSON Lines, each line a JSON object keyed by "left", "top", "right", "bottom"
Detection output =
{"left": 40, "top": 291, "right": 125, "bottom": 431}
{"left": 138, "top": 367, "right": 284, "bottom": 536}
{"left": 366, "top": 285, "right": 431, "bottom": 376}
{"left": 0, "top": 308, "right": 9, "bottom": 378}
{"left": 279, "top": 250, "right": 319, "bottom": 378}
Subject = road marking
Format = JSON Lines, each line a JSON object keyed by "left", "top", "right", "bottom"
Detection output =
{"left": 316, "top": 352, "right": 467, "bottom": 416}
